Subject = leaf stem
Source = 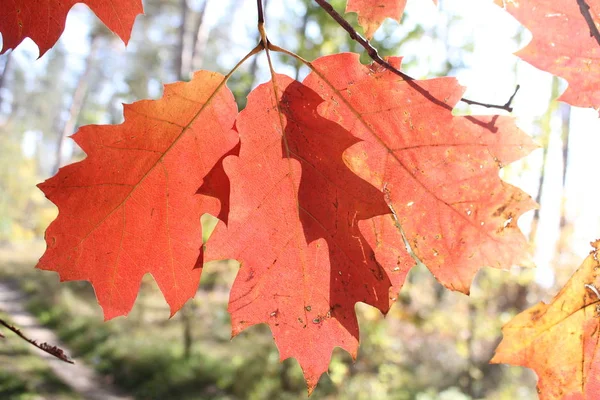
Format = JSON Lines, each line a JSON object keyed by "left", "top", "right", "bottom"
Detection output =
{"left": 314, "top": 0, "right": 519, "bottom": 112}
{"left": 225, "top": 42, "right": 265, "bottom": 81}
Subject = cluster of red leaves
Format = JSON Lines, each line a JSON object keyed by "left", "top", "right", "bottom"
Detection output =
{"left": 1, "top": 0, "right": 599, "bottom": 396}
{"left": 36, "top": 50, "right": 536, "bottom": 391}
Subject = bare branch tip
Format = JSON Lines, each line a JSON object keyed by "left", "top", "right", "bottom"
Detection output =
{"left": 0, "top": 318, "right": 73, "bottom": 364}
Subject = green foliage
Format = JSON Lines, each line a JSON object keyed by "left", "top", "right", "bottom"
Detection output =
{"left": 0, "top": 128, "right": 53, "bottom": 242}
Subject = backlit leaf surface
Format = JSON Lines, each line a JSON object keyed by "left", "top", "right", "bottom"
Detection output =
{"left": 346, "top": 0, "right": 406, "bottom": 39}
{"left": 38, "top": 71, "right": 238, "bottom": 319}
{"left": 346, "top": 0, "right": 437, "bottom": 39}
{"left": 303, "top": 53, "right": 537, "bottom": 294}
{"left": 495, "top": 0, "right": 600, "bottom": 110}
{"left": 492, "top": 240, "right": 600, "bottom": 399}
{"left": 204, "top": 74, "right": 408, "bottom": 391}
{"left": 0, "top": 0, "right": 143, "bottom": 56}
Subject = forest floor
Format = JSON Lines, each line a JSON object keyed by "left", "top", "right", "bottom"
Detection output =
{"left": 0, "top": 240, "right": 538, "bottom": 400}
{"left": 0, "top": 241, "right": 315, "bottom": 400}
{"left": 0, "top": 279, "right": 132, "bottom": 400}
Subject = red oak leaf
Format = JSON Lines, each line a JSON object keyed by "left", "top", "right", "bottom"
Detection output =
{"left": 359, "top": 214, "right": 415, "bottom": 302}
{"left": 38, "top": 71, "right": 238, "bottom": 319}
{"left": 492, "top": 240, "right": 600, "bottom": 399}
{"left": 0, "top": 0, "right": 143, "bottom": 56}
{"left": 346, "top": 0, "right": 437, "bottom": 39}
{"left": 197, "top": 141, "right": 240, "bottom": 224}
{"left": 494, "top": 0, "right": 600, "bottom": 111}
{"left": 205, "top": 75, "right": 405, "bottom": 391}
{"left": 303, "top": 53, "right": 537, "bottom": 294}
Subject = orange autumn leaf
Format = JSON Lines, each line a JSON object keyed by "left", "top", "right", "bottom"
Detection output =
{"left": 492, "top": 240, "right": 600, "bottom": 399}
{"left": 494, "top": 0, "right": 600, "bottom": 111}
{"left": 0, "top": 0, "right": 143, "bottom": 56}
{"left": 359, "top": 214, "right": 415, "bottom": 301}
{"left": 204, "top": 75, "right": 407, "bottom": 391}
{"left": 303, "top": 53, "right": 537, "bottom": 294}
{"left": 38, "top": 71, "right": 239, "bottom": 319}
{"left": 346, "top": 0, "right": 437, "bottom": 39}
{"left": 346, "top": 0, "right": 406, "bottom": 39}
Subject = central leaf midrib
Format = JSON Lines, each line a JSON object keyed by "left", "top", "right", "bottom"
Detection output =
{"left": 74, "top": 77, "right": 228, "bottom": 251}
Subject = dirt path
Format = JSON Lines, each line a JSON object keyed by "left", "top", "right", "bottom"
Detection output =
{"left": 0, "top": 281, "right": 133, "bottom": 400}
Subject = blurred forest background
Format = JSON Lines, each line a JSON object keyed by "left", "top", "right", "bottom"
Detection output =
{"left": 1, "top": 0, "right": 600, "bottom": 399}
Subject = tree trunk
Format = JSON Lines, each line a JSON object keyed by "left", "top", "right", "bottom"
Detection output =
{"left": 175, "top": 2, "right": 197, "bottom": 358}
{"left": 558, "top": 103, "right": 571, "bottom": 230}
{"left": 190, "top": 0, "right": 209, "bottom": 72}
{"left": 0, "top": 52, "right": 13, "bottom": 113}
{"left": 529, "top": 77, "right": 560, "bottom": 243}
{"left": 294, "top": 7, "right": 310, "bottom": 81}
{"left": 180, "top": 301, "right": 195, "bottom": 360}
{"left": 53, "top": 36, "right": 100, "bottom": 174}
{"left": 176, "top": 0, "right": 189, "bottom": 80}
{"left": 554, "top": 103, "right": 572, "bottom": 257}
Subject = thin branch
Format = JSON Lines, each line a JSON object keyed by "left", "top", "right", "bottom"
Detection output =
{"left": 577, "top": 0, "right": 600, "bottom": 46}
{"left": 314, "top": 0, "right": 519, "bottom": 112}
{"left": 0, "top": 317, "right": 74, "bottom": 363}
{"left": 257, "top": 0, "right": 265, "bottom": 25}
{"left": 270, "top": 41, "right": 503, "bottom": 133}
{"left": 462, "top": 85, "right": 520, "bottom": 111}
{"left": 313, "top": 0, "right": 411, "bottom": 80}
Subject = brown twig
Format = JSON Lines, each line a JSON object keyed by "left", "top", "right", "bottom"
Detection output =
{"left": 314, "top": 0, "right": 519, "bottom": 112}
{"left": 577, "top": 0, "right": 600, "bottom": 46}
{"left": 270, "top": 41, "right": 504, "bottom": 133}
{"left": 462, "top": 84, "right": 520, "bottom": 111}
{"left": 0, "top": 317, "right": 74, "bottom": 363}
{"left": 257, "top": 0, "right": 265, "bottom": 24}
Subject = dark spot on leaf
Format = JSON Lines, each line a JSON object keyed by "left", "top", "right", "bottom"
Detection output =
{"left": 245, "top": 268, "right": 255, "bottom": 282}
{"left": 493, "top": 204, "right": 507, "bottom": 217}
